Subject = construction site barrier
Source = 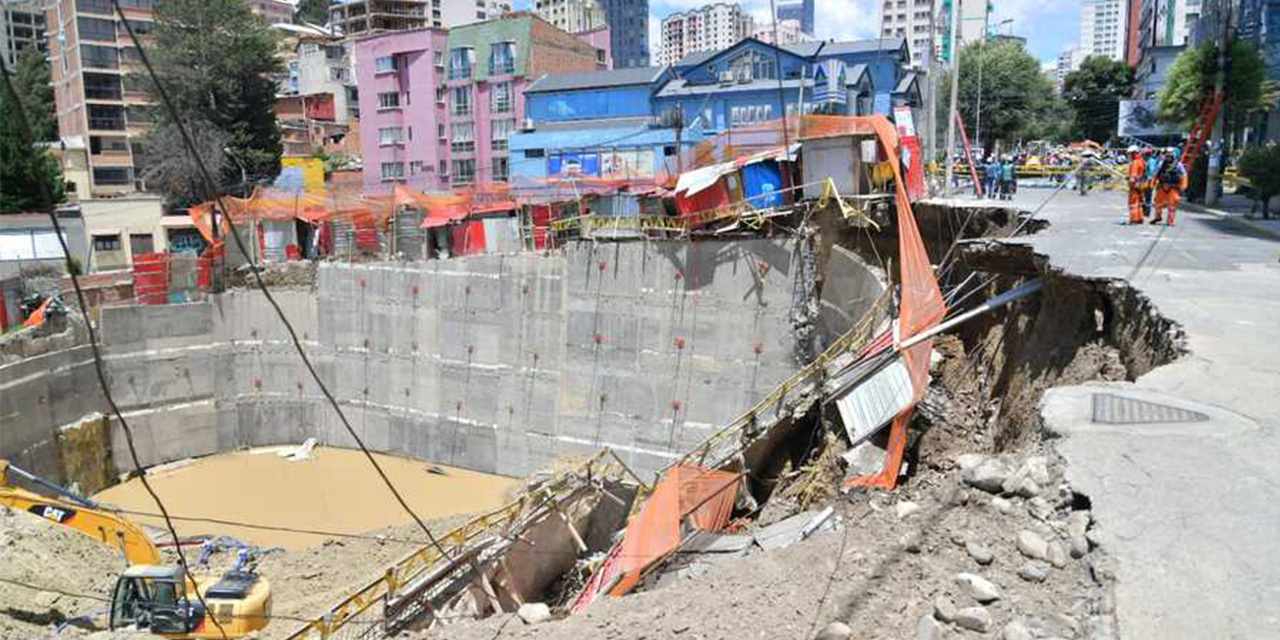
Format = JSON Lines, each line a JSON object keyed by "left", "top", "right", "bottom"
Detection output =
{"left": 284, "top": 449, "right": 634, "bottom": 640}
{"left": 548, "top": 214, "right": 686, "bottom": 234}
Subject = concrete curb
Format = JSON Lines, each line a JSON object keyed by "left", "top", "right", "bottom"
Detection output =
{"left": 1183, "top": 202, "right": 1280, "bottom": 241}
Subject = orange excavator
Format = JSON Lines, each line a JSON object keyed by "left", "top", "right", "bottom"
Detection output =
{"left": 0, "top": 459, "right": 272, "bottom": 638}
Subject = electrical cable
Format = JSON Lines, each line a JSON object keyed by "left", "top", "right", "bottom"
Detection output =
{"left": 0, "top": 55, "right": 229, "bottom": 640}
{"left": 108, "top": 0, "right": 452, "bottom": 563}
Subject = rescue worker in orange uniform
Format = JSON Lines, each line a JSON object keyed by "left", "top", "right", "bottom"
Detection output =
{"left": 1152, "top": 147, "right": 1188, "bottom": 226}
{"left": 1126, "top": 146, "right": 1146, "bottom": 224}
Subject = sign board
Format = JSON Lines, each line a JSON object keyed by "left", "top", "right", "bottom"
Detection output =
{"left": 549, "top": 152, "right": 600, "bottom": 177}
{"left": 279, "top": 157, "right": 326, "bottom": 193}
{"left": 893, "top": 105, "right": 916, "bottom": 138}
{"left": 1118, "top": 100, "right": 1180, "bottom": 137}
{"left": 834, "top": 356, "right": 915, "bottom": 446}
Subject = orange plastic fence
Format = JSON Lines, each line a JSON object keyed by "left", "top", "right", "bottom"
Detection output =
{"left": 844, "top": 116, "right": 946, "bottom": 492}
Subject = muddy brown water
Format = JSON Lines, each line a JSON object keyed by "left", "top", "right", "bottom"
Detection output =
{"left": 93, "top": 446, "right": 515, "bottom": 551}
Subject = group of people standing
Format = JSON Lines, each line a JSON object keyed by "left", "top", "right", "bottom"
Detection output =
{"left": 1126, "top": 146, "right": 1188, "bottom": 226}
{"left": 979, "top": 155, "right": 1019, "bottom": 200}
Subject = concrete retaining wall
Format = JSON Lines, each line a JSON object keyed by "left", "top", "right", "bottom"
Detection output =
{"left": 1, "top": 239, "right": 880, "bottom": 485}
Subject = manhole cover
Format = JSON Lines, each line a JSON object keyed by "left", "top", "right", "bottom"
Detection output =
{"left": 1091, "top": 393, "right": 1210, "bottom": 424}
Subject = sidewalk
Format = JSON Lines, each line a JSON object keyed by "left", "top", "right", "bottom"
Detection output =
{"left": 1182, "top": 192, "right": 1280, "bottom": 240}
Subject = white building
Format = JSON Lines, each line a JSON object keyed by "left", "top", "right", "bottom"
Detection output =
{"left": 1055, "top": 47, "right": 1088, "bottom": 92}
{"left": 659, "top": 2, "right": 753, "bottom": 66}
{"left": 752, "top": 18, "right": 811, "bottom": 45}
{"left": 1080, "top": 0, "right": 1128, "bottom": 61}
{"left": 533, "top": 0, "right": 606, "bottom": 34}
{"left": 880, "top": 0, "right": 942, "bottom": 69}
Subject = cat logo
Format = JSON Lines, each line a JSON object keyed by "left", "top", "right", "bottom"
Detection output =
{"left": 28, "top": 504, "right": 76, "bottom": 524}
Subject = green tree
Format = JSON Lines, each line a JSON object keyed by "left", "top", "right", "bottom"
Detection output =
{"left": 1, "top": 63, "right": 66, "bottom": 214}
{"left": 938, "top": 40, "right": 1056, "bottom": 152}
{"left": 1062, "top": 55, "right": 1135, "bottom": 144}
{"left": 1237, "top": 143, "right": 1280, "bottom": 219}
{"left": 296, "top": 0, "right": 329, "bottom": 25}
{"left": 138, "top": 0, "right": 282, "bottom": 205}
{"left": 1158, "top": 38, "right": 1268, "bottom": 130}
{"left": 1023, "top": 89, "right": 1075, "bottom": 144}
{"left": 12, "top": 47, "right": 57, "bottom": 141}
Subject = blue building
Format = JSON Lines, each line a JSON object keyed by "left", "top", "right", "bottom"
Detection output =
{"left": 658, "top": 37, "right": 916, "bottom": 133}
{"left": 511, "top": 37, "right": 917, "bottom": 185}
{"left": 775, "top": 0, "right": 815, "bottom": 37}
{"left": 513, "top": 66, "right": 701, "bottom": 184}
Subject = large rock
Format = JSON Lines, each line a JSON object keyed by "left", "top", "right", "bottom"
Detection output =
{"left": 816, "top": 621, "right": 853, "bottom": 640}
{"left": 1002, "top": 620, "right": 1033, "bottom": 640}
{"left": 917, "top": 614, "right": 946, "bottom": 640}
{"left": 966, "top": 540, "right": 995, "bottom": 565}
{"left": 956, "top": 573, "right": 1002, "bottom": 603}
{"left": 934, "top": 595, "right": 958, "bottom": 622}
{"left": 1068, "top": 511, "right": 1091, "bottom": 538}
{"left": 517, "top": 603, "right": 552, "bottom": 625}
{"left": 964, "top": 459, "right": 1011, "bottom": 493}
{"left": 954, "top": 606, "right": 994, "bottom": 632}
{"left": 1047, "top": 541, "right": 1069, "bottom": 568}
{"left": 1018, "top": 561, "right": 1051, "bottom": 582}
{"left": 1016, "top": 530, "right": 1049, "bottom": 560}
{"left": 896, "top": 501, "right": 921, "bottom": 520}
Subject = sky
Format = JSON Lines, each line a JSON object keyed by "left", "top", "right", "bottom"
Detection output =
{"left": 513, "top": 0, "right": 1084, "bottom": 66}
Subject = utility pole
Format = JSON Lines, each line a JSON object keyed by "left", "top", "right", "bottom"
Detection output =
{"left": 1205, "top": 0, "right": 1231, "bottom": 206}
{"left": 944, "top": 0, "right": 961, "bottom": 195}
{"left": 974, "top": 1, "right": 988, "bottom": 155}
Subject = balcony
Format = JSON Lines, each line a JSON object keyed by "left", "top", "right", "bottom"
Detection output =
{"left": 491, "top": 99, "right": 512, "bottom": 114}
{"left": 451, "top": 104, "right": 472, "bottom": 117}
{"left": 489, "top": 61, "right": 514, "bottom": 76}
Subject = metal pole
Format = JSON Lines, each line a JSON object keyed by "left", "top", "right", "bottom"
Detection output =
{"left": 975, "top": 2, "right": 988, "bottom": 153}
{"left": 899, "top": 278, "right": 1043, "bottom": 350}
{"left": 944, "top": 0, "right": 961, "bottom": 195}
{"left": 1205, "top": 0, "right": 1230, "bottom": 206}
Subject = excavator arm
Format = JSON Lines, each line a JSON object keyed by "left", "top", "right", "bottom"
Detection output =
{"left": 0, "top": 459, "right": 162, "bottom": 566}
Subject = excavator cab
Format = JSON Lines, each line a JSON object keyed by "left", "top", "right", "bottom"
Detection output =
{"left": 110, "top": 566, "right": 204, "bottom": 635}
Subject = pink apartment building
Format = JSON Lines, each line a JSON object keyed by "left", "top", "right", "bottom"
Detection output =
{"left": 355, "top": 13, "right": 607, "bottom": 194}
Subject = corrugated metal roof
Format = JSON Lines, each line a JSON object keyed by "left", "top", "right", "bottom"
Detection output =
{"left": 673, "top": 50, "right": 717, "bottom": 68}
{"left": 525, "top": 66, "right": 667, "bottom": 93}
{"left": 657, "top": 77, "right": 807, "bottom": 97}
{"left": 820, "top": 37, "right": 908, "bottom": 56}
{"left": 894, "top": 72, "right": 918, "bottom": 93}
{"left": 780, "top": 42, "right": 823, "bottom": 57}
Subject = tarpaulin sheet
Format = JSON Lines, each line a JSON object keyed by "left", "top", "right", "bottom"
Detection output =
{"left": 605, "top": 466, "right": 739, "bottom": 598}
{"left": 451, "top": 220, "right": 486, "bottom": 256}
{"left": 843, "top": 114, "right": 947, "bottom": 491}
{"left": 674, "top": 177, "right": 731, "bottom": 220}
{"left": 740, "top": 161, "right": 785, "bottom": 210}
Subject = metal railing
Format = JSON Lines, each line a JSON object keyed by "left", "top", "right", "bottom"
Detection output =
{"left": 283, "top": 450, "right": 630, "bottom": 640}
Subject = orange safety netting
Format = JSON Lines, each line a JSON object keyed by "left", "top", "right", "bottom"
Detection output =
{"left": 572, "top": 466, "right": 740, "bottom": 610}
{"left": 844, "top": 115, "right": 947, "bottom": 491}
{"left": 21, "top": 298, "right": 51, "bottom": 330}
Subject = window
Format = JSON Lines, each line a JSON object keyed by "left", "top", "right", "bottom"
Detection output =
{"left": 126, "top": 105, "right": 154, "bottom": 125}
{"left": 409, "top": 160, "right": 423, "bottom": 175}
{"left": 119, "top": 47, "right": 143, "bottom": 64}
{"left": 491, "top": 119, "right": 513, "bottom": 150}
{"left": 329, "top": 67, "right": 348, "bottom": 82}
{"left": 88, "top": 104, "right": 125, "bottom": 130}
{"left": 375, "top": 56, "right": 396, "bottom": 74}
{"left": 83, "top": 73, "right": 122, "bottom": 100}
{"left": 489, "top": 41, "right": 516, "bottom": 75}
{"left": 439, "top": 159, "right": 447, "bottom": 175}
{"left": 403, "top": 91, "right": 410, "bottom": 105}
{"left": 525, "top": 148, "right": 545, "bottom": 158}
{"left": 92, "top": 234, "right": 122, "bottom": 251}
{"left": 437, "top": 124, "right": 446, "bottom": 139}
{"left": 89, "top": 135, "right": 129, "bottom": 155}
{"left": 434, "top": 51, "right": 444, "bottom": 68}
{"left": 379, "top": 126, "right": 405, "bottom": 145}
{"left": 436, "top": 86, "right": 447, "bottom": 103}
{"left": 451, "top": 123, "right": 475, "bottom": 153}
{"left": 380, "top": 161, "right": 405, "bottom": 181}
{"left": 452, "top": 159, "right": 475, "bottom": 184}
{"left": 451, "top": 86, "right": 471, "bottom": 116}
{"left": 130, "top": 233, "right": 154, "bottom": 256}
{"left": 448, "top": 47, "right": 474, "bottom": 80}
{"left": 490, "top": 81, "right": 512, "bottom": 113}
{"left": 92, "top": 165, "right": 131, "bottom": 185}
{"left": 80, "top": 44, "right": 118, "bottom": 70}
{"left": 324, "top": 45, "right": 343, "bottom": 60}
{"left": 77, "top": 17, "right": 115, "bottom": 42}
{"left": 75, "top": 0, "right": 113, "bottom": 14}
{"left": 492, "top": 157, "right": 509, "bottom": 182}
{"left": 377, "top": 92, "right": 400, "bottom": 109}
